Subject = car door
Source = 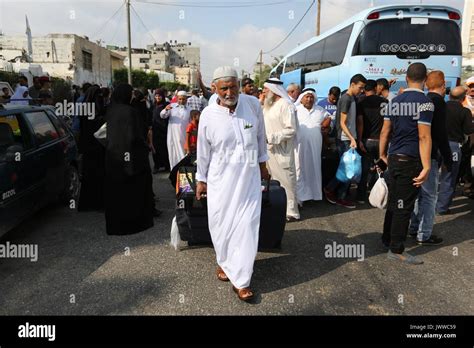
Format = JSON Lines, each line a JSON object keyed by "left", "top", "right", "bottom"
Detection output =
{"left": 0, "top": 112, "right": 38, "bottom": 236}
{"left": 23, "top": 110, "right": 64, "bottom": 209}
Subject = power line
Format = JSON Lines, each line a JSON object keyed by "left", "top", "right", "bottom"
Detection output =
{"left": 131, "top": 4, "right": 158, "bottom": 44}
{"left": 108, "top": 6, "right": 125, "bottom": 45}
{"left": 134, "top": 0, "right": 292, "bottom": 8}
{"left": 90, "top": 2, "right": 125, "bottom": 40}
{"left": 263, "top": 0, "right": 315, "bottom": 54}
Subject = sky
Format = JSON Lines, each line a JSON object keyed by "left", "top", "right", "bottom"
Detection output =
{"left": 0, "top": 0, "right": 465, "bottom": 84}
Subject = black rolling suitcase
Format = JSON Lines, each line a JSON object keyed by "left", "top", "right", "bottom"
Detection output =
{"left": 258, "top": 179, "right": 287, "bottom": 250}
{"left": 174, "top": 165, "right": 287, "bottom": 249}
{"left": 175, "top": 165, "right": 212, "bottom": 245}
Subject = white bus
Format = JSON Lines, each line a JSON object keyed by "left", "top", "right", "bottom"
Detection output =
{"left": 270, "top": 4, "right": 462, "bottom": 100}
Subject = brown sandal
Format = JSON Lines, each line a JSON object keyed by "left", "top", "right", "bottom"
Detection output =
{"left": 216, "top": 267, "right": 229, "bottom": 282}
{"left": 233, "top": 286, "right": 254, "bottom": 301}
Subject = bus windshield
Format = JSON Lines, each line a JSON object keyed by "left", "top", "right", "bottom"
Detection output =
{"left": 352, "top": 18, "right": 461, "bottom": 59}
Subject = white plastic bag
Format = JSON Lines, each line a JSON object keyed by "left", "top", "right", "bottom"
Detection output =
{"left": 170, "top": 216, "right": 182, "bottom": 250}
{"left": 471, "top": 155, "right": 474, "bottom": 176}
{"left": 369, "top": 173, "right": 388, "bottom": 209}
{"left": 93, "top": 122, "right": 107, "bottom": 146}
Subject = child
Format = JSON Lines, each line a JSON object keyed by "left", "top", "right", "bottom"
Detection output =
{"left": 185, "top": 109, "right": 200, "bottom": 155}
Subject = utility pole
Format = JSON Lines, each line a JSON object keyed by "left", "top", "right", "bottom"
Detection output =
{"left": 126, "top": 0, "right": 132, "bottom": 85}
{"left": 316, "top": 0, "right": 321, "bottom": 36}
{"left": 259, "top": 49, "right": 263, "bottom": 87}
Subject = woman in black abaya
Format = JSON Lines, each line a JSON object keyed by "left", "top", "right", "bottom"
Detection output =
{"left": 77, "top": 85, "right": 106, "bottom": 211}
{"left": 104, "top": 84, "right": 154, "bottom": 235}
{"left": 151, "top": 88, "right": 170, "bottom": 173}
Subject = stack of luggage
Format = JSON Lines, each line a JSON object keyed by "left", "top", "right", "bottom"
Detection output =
{"left": 170, "top": 155, "right": 287, "bottom": 250}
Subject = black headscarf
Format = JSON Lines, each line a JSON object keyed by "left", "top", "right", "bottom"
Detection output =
{"left": 154, "top": 88, "right": 166, "bottom": 105}
{"left": 111, "top": 83, "right": 133, "bottom": 105}
{"left": 84, "top": 85, "right": 106, "bottom": 117}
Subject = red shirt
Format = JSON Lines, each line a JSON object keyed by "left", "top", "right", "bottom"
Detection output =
{"left": 186, "top": 122, "right": 198, "bottom": 151}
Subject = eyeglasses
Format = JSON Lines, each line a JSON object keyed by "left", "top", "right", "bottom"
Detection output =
{"left": 468, "top": 84, "right": 474, "bottom": 88}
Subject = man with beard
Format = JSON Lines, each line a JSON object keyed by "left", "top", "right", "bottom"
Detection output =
{"left": 160, "top": 91, "right": 190, "bottom": 170}
{"left": 294, "top": 88, "right": 331, "bottom": 205}
{"left": 262, "top": 78, "right": 299, "bottom": 221}
{"left": 196, "top": 66, "right": 269, "bottom": 301}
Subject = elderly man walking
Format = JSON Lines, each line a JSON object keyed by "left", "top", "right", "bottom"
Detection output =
{"left": 263, "top": 78, "right": 300, "bottom": 221}
{"left": 196, "top": 66, "right": 269, "bottom": 302}
{"left": 295, "top": 88, "right": 332, "bottom": 205}
{"left": 160, "top": 90, "right": 190, "bottom": 169}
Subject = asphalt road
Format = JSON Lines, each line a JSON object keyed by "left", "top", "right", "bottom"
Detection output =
{"left": 0, "top": 171, "right": 473, "bottom": 315}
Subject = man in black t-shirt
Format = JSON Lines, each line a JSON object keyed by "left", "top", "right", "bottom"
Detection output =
{"left": 356, "top": 80, "right": 387, "bottom": 202}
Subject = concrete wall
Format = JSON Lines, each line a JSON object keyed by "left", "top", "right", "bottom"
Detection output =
{"left": 0, "top": 34, "right": 124, "bottom": 86}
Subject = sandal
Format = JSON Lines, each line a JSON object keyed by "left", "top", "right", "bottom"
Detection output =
{"left": 216, "top": 267, "right": 229, "bottom": 282}
{"left": 233, "top": 286, "right": 254, "bottom": 301}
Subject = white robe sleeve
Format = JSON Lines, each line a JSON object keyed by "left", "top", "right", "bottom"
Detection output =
{"left": 268, "top": 102, "right": 297, "bottom": 145}
{"left": 160, "top": 108, "right": 171, "bottom": 119}
{"left": 196, "top": 116, "right": 211, "bottom": 183}
{"left": 256, "top": 101, "right": 269, "bottom": 163}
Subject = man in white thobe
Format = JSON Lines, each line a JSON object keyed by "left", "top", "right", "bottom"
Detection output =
{"left": 160, "top": 90, "right": 190, "bottom": 169}
{"left": 294, "top": 88, "right": 332, "bottom": 204}
{"left": 196, "top": 66, "right": 269, "bottom": 302}
{"left": 262, "top": 78, "right": 300, "bottom": 221}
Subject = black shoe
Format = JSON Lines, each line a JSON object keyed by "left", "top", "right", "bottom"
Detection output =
{"left": 417, "top": 235, "right": 443, "bottom": 246}
{"left": 153, "top": 209, "right": 163, "bottom": 217}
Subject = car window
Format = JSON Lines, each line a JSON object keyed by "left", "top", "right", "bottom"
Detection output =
{"left": 24, "top": 111, "right": 59, "bottom": 146}
{"left": 46, "top": 110, "right": 68, "bottom": 138}
{"left": 0, "top": 114, "right": 29, "bottom": 158}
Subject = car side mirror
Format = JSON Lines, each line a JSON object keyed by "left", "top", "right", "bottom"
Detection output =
{"left": 4, "top": 144, "right": 24, "bottom": 162}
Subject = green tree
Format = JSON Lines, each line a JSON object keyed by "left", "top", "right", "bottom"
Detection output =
{"left": 113, "top": 68, "right": 161, "bottom": 89}
{"left": 254, "top": 55, "right": 284, "bottom": 88}
{"left": 0, "top": 71, "right": 22, "bottom": 90}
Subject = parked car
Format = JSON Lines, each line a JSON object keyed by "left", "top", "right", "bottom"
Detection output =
{"left": 0, "top": 104, "right": 80, "bottom": 237}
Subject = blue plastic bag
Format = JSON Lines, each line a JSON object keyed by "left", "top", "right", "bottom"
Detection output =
{"left": 336, "top": 148, "right": 362, "bottom": 183}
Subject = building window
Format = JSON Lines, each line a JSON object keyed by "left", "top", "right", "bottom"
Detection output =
{"left": 470, "top": 44, "right": 474, "bottom": 53}
{"left": 155, "top": 59, "right": 161, "bottom": 64}
{"left": 139, "top": 58, "right": 149, "bottom": 63}
{"left": 82, "top": 50, "right": 92, "bottom": 71}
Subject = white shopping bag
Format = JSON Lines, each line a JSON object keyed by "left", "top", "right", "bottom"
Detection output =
{"left": 170, "top": 215, "right": 182, "bottom": 250}
{"left": 471, "top": 155, "right": 474, "bottom": 177}
{"left": 93, "top": 122, "right": 107, "bottom": 146}
{"left": 369, "top": 173, "right": 389, "bottom": 209}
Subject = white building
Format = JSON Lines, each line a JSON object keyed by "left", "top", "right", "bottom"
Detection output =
{"left": 0, "top": 33, "right": 124, "bottom": 86}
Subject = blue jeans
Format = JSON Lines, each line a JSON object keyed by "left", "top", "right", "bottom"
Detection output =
{"left": 410, "top": 159, "right": 439, "bottom": 241}
{"left": 326, "top": 140, "right": 351, "bottom": 200}
{"left": 436, "top": 141, "right": 462, "bottom": 213}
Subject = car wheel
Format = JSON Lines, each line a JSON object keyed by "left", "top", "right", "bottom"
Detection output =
{"left": 60, "top": 164, "right": 80, "bottom": 206}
